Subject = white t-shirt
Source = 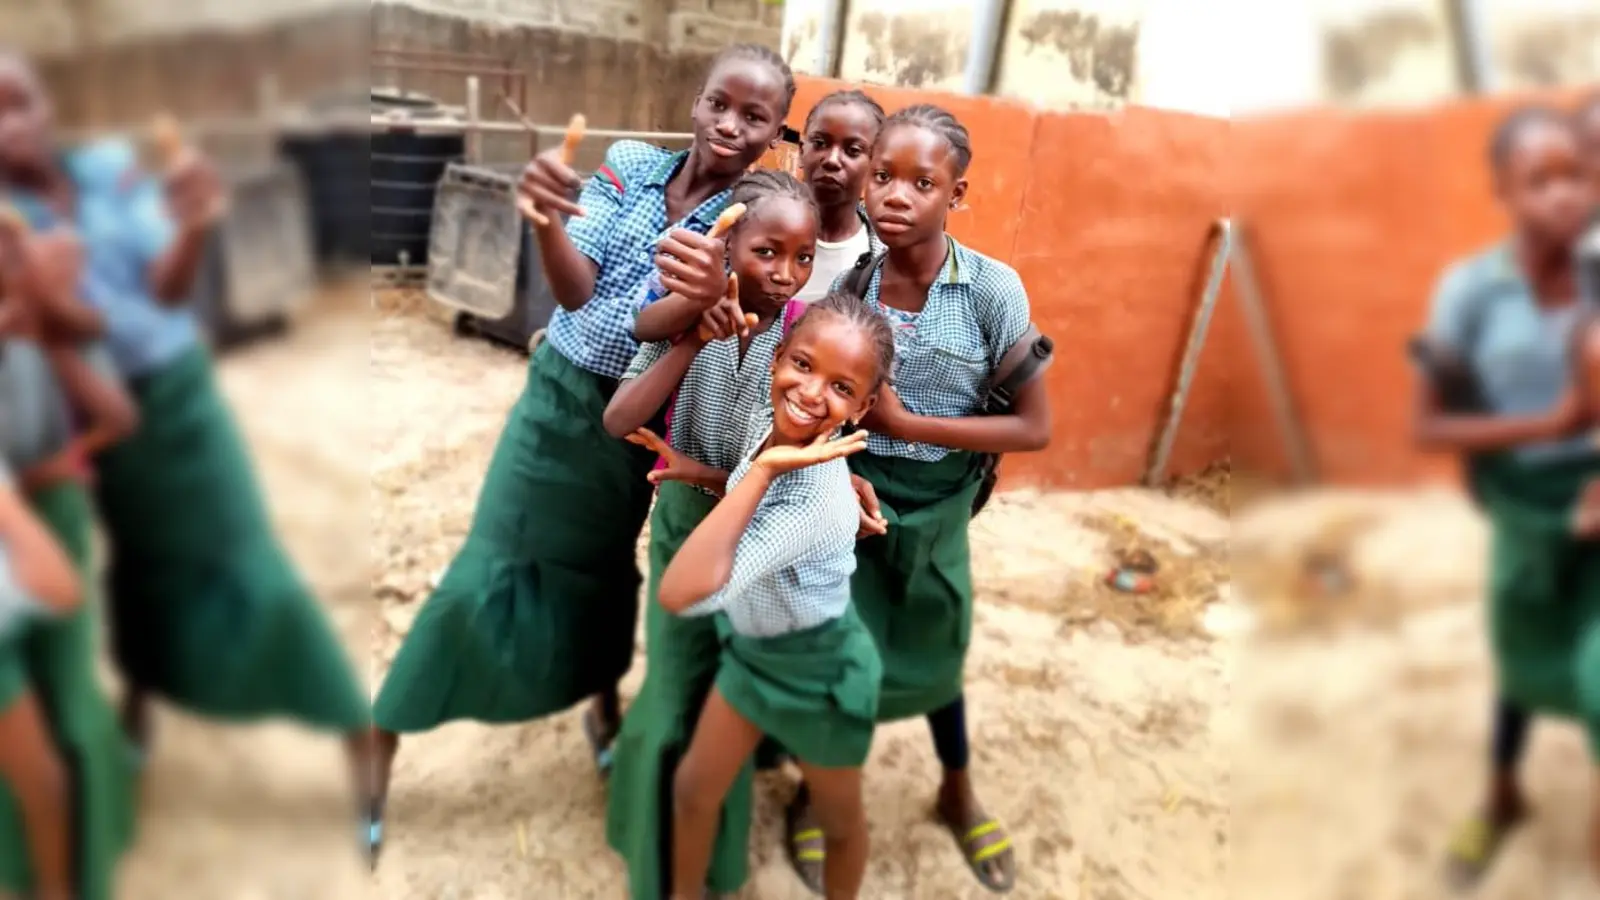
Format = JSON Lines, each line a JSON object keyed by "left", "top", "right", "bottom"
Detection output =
{"left": 795, "top": 224, "right": 872, "bottom": 304}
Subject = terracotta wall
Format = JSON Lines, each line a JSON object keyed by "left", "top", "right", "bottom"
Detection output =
{"left": 789, "top": 77, "right": 1233, "bottom": 491}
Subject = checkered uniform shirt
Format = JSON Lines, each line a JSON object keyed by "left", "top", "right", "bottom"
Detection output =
{"left": 545, "top": 141, "right": 736, "bottom": 381}
{"left": 681, "top": 415, "right": 860, "bottom": 637}
{"left": 623, "top": 320, "right": 789, "bottom": 488}
{"left": 0, "top": 462, "right": 45, "bottom": 642}
{"left": 832, "top": 237, "right": 1031, "bottom": 461}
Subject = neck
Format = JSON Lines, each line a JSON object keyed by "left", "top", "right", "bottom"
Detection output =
{"left": 1514, "top": 232, "right": 1572, "bottom": 280}
{"left": 887, "top": 231, "right": 949, "bottom": 287}
{"left": 673, "top": 148, "right": 746, "bottom": 206}
{"left": 817, "top": 201, "right": 861, "bottom": 243}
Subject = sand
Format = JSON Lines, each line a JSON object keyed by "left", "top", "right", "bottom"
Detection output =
{"left": 106, "top": 285, "right": 1597, "bottom": 899}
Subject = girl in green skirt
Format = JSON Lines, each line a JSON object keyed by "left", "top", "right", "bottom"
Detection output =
{"left": 786, "top": 104, "right": 1054, "bottom": 895}
{"left": 603, "top": 171, "right": 883, "bottom": 899}
{"left": 655, "top": 290, "right": 896, "bottom": 900}
{"left": 0, "top": 459, "right": 83, "bottom": 900}
{"left": 0, "top": 50, "right": 377, "bottom": 850}
{"left": 1414, "top": 106, "right": 1600, "bottom": 887}
{"left": 367, "top": 44, "right": 798, "bottom": 862}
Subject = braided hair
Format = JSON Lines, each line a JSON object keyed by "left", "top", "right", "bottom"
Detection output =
{"left": 803, "top": 89, "right": 886, "bottom": 135}
{"left": 705, "top": 43, "right": 798, "bottom": 120}
{"left": 880, "top": 103, "right": 973, "bottom": 177}
{"left": 788, "top": 290, "right": 896, "bottom": 392}
{"left": 729, "top": 169, "right": 820, "bottom": 236}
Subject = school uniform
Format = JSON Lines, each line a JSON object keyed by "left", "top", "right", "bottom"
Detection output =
{"left": 0, "top": 463, "right": 41, "bottom": 716}
{"left": 0, "top": 339, "right": 135, "bottom": 900}
{"left": 605, "top": 300, "right": 800, "bottom": 898}
{"left": 375, "top": 141, "right": 736, "bottom": 730}
{"left": 696, "top": 423, "right": 882, "bottom": 767}
{"left": 834, "top": 237, "right": 1030, "bottom": 721}
{"left": 1425, "top": 244, "right": 1600, "bottom": 755}
{"left": 11, "top": 138, "right": 369, "bottom": 732}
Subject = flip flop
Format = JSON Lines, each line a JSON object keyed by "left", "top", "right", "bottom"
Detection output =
{"left": 1443, "top": 809, "right": 1526, "bottom": 891}
{"left": 944, "top": 816, "right": 1017, "bottom": 894}
{"left": 583, "top": 705, "right": 616, "bottom": 779}
{"left": 784, "top": 790, "right": 826, "bottom": 896}
{"left": 363, "top": 808, "right": 384, "bottom": 871}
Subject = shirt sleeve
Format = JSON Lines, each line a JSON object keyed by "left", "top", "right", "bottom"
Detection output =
{"left": 1423, "top": 260, "right": 1480, "bottom": 353}
{"left": 126, "top": 175, "right": 179, "bottom": 266}
{"left": 681, "top": 468, "right": 827, "bottom": 618}
{"left": 564, "top": 141, "right": 644, "bottom": 267}
{"left": 622, "top": 339, "right": 670, "bottom": 382}
{"left": 975, "top": 261, "right": 1033, "bottom": 371}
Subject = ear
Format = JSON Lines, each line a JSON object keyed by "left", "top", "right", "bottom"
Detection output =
{"left": 852, "top": 391, "right": 879, "bottom": 425}
{"left": 950, "top": 178, "right": 969, "bottom": 211}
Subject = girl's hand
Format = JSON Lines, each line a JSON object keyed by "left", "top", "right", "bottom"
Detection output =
{"left": 655, "top": 229, "right": 728, "bottom": 305}
{"left": 695, "top": 276, "right": 757, "bottom": 343}
{"left": 755, "top": 429, "right": 870, "bottom": 478}
{"left": 626, "top": 428, "right": 707, "bottom": 489}
{"left": 23, "top": 445, "right": 92, "bottom": 491}
{"left": 860, "top": 384, "right": 908, "bottom": 434}
{"left": 517, "top": 114, "right": 586, "bottom": 227}
{"left": 851, "top": 474, "right": 888, "bottom": 538}
{"left": 163, "top": 151, "right": 227, "bottom": 234}
{"left": 1573, "top": 478, "right": 1600, "bottom": 538}
{"left": 0, "top": 224, "right": 84, "bottom": 336}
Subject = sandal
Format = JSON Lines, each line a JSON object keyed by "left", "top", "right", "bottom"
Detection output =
{"left": 363, "top": 809, "right": 384, "bottom": 871}
{"left": 583, "top": 705, "right": 616, "bottom": 779}
{"left": 1443, "top": 809, "right": 1526, "bottom": 891}
{"left": 942, "top": 815, "right": 1017, "bottom": 894}
{"left": 784, "top": 788, "right": 826, "bottom": 896}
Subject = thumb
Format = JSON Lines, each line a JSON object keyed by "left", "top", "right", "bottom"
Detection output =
{"left": 647, "top": 470, "right": 663, "bottom": 485}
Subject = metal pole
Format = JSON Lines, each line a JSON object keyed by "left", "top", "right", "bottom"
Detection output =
{"left": 464, "top": 76, "right": 481, "bottom": 163}
{"left": 963, "top": 0, "right": 1009, "bottom": 94}
{"left": 1232, "top": 222, "right": 1318, "bottom": 484}
{"left": 1146, "top": 220, "right": 1233, "bottom": 486}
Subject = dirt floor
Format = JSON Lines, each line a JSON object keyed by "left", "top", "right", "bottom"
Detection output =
{"left": 106, "top": 285, "right": 1600, "bottom": 899}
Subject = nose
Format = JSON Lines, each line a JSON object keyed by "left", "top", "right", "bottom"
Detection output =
{"left": 770, "top": 259, "right": 795, "bottom": 286}
{"left": 822, "top": 146, "right": 844, "bottom": 170}
{"left": 715, "top": 113, "right": 740, "bottom": 138}
{"left": 883, "top": 185, "right": 912, "bottom": 210}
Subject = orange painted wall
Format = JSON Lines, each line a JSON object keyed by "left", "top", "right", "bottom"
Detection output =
{"left": 790, "top": 77, "right": 1234, "bottom": 491}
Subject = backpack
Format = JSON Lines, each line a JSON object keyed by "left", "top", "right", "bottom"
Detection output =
{"left": 652, "top": 298, "right": 806, "bottom": 475}
{"left": 840, "top": 250, "right": 1055, "bottom": 518}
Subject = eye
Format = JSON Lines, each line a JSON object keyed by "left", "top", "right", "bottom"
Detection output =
{"left": 797, "top": 253, "right": 814, "bottom": 265}
{"left": 709, "top": 99, "right": 727, "bottom": 112}
{"left": 753, "top": 247, "right": 774, "bottom": 258}
{"left": 793, "top": 357, "right": 812, "bottom": 372}
{"left": 846, "top": 146, "right": 866, "bottom": 158}
{"left": 832, "top": 381, "right": 855, "bottom": 397}
{"left": 809, "top": 138, "right": 826, "bottom": 150}
{"left": 872, "top": 170, "right": 889, "bottom": 183}
{"left": 916, "top": 178, "right": 934, "bottom": 191}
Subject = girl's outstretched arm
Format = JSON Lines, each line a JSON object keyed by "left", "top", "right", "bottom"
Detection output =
{"left": 1412, "top": 374, "right": 1585, "bottom": 453}
{"left": 659, "top": 466, "right": 772, "bottom": 614}
{"left": 604, "top": 338, "right": 704, "bottom": 438}
{"left": 0, "top": 482, "right": 79, "bottom": 612}
{"left": 871, "top": 377, "right": 1052, "bottom": 454}
{"left": 46, "top": 344, "right": 139, "bottom": 455}
{"left": 635, "top": 292, "right": 708, "bottom": 344}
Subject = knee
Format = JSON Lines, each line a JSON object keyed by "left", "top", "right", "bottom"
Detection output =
{"left": 805, "top": 783, "right": 866, "bottom": 840}
{"left": 15, "top": 751, "right": 67, "bottom": 812}
{"left": 672, "top": 764, "right": 717, "bottom": 821}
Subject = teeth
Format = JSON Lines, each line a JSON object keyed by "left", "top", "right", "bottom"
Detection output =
{"left": 785, "top": 398, "right": 817, "bottom": 423}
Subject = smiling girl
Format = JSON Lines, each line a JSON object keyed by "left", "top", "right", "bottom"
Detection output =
{"left": 367, "top": 44, "right": 796, "bottom": 862}
{"left": 654, "top": 290, "right": 896, "bottom": 900}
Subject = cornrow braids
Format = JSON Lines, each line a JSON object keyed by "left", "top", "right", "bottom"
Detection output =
{"left": 880, "top": 103, "right": 973, "bottom": 177}
{"left": 706, "top": 43, "right": 798, "bottom": 119}
{"left": 803, "top": 89, "right": 887, "bottom": 135}
{"left": 729, "top": 169, "right": 820, "bottom": 235}
{"left": 790, "top": 290, "right": 896, "bottom": 392}
{"left": 1488, "top": 103, "right": 1570, "bottom": 174}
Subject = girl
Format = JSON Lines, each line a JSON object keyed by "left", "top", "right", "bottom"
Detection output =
{"left": 1414, "top": 107, "right": 1600, "bottom": 888}
{"left": 655, "top": 290, "right": 896, "bottom": 900}
{"left": 0, "top": 223, "right": 141, "bottom": 900}
{"left": 0, "top": 460, "right": 80, "bottom": 900}
{"left": 794, "top": 90, "right": 887, "bottom": 303}
{"left": 786, "top": 104, "right": 1052, "bottom": 895}
{"left": 1578, "top": 92, "right": 1600, "bottom": 185}
{"left": 0, "top": 49, "right": 378, "bottom": 848}
{"left": 603, "top": 169, "right": 846, "bottom": 899}
{"left": 368, "top": 43, "right": 796, "bottom": 859}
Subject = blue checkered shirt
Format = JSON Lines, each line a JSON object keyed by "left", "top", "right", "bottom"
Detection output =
{"left": 545, "top": 141, "right": 735, "bottom": 380}
{"left": 681, "top": 415, "right": 860, "bottom": 637}
{"left": 832, "top": 237, "right": 1031, "bottom": 461}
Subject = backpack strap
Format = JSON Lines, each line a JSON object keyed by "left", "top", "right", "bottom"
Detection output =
{"left": 782, "top": 298, "right": 805, "bottom": 334}
{"left": 841, "top": 251, "right": 886, "bottom": 300}
{"left": 980, "top": 325, "right": 1054, "bottom": 413}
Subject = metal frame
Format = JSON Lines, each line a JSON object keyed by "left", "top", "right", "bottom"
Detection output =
{"left": 1144, "top": 218, "right": 1317, "bottom": 487}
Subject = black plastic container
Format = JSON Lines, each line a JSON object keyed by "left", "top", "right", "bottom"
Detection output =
{"left": 278, "top": 131, "right": 370, "bottom": 267}
{"left": 370, "top": 130, "right": 464, "bottom": 266}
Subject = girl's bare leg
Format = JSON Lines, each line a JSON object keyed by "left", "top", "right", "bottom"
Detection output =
{"left": 794, "top": 761, "right": 869, "bottom": 900}
{"left": 671, "top": 688, "right": 763, "bottom": 900}
{"left": 0, "top": 692, "right": 72, "bottom": 900}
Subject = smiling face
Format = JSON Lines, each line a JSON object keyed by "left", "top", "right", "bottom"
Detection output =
{"left": 865, "top": 123, "right": 967, "bottom": 249}
{"left": 800, "top": 101, "right": 879, "bottom": 209}
{"left": 729, "top": 196, "right": 817, "bottom": 316}
{"left": 769, "top": 313, "right": 880, "bottom": 443}
{"left": 691, "top": 58, "right": 788, "bottom": 178}
{"left": 0, "top": 54, "right": 53, "bottom": 179}
{"left": 1496, "top": 118, "right": 1593, "bottom": 251}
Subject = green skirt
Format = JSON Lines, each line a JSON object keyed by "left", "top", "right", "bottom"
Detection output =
{"left": 1478, "top": 453, "right": 1600, "bottom": 756}
{"left": 95, "top": 346, "right": 369, "bottom": 731}
{"left": 606, "top": 481, "right": 754, "bottom": 898}
{"left": 848, "top": 451, "right": 982, "bottom": 722}
{"left": 374, "top": 342, "right": 657, "bottom": 730}
{"left": 0, "top": 483, "right": 137, "bottom": 900}
{"left": 716, "top": 605, "right": 881, "bottom": 769}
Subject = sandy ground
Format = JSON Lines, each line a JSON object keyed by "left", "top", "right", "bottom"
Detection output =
{"left": 104, "top": 284, "right": 1600, "bottom": 899}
